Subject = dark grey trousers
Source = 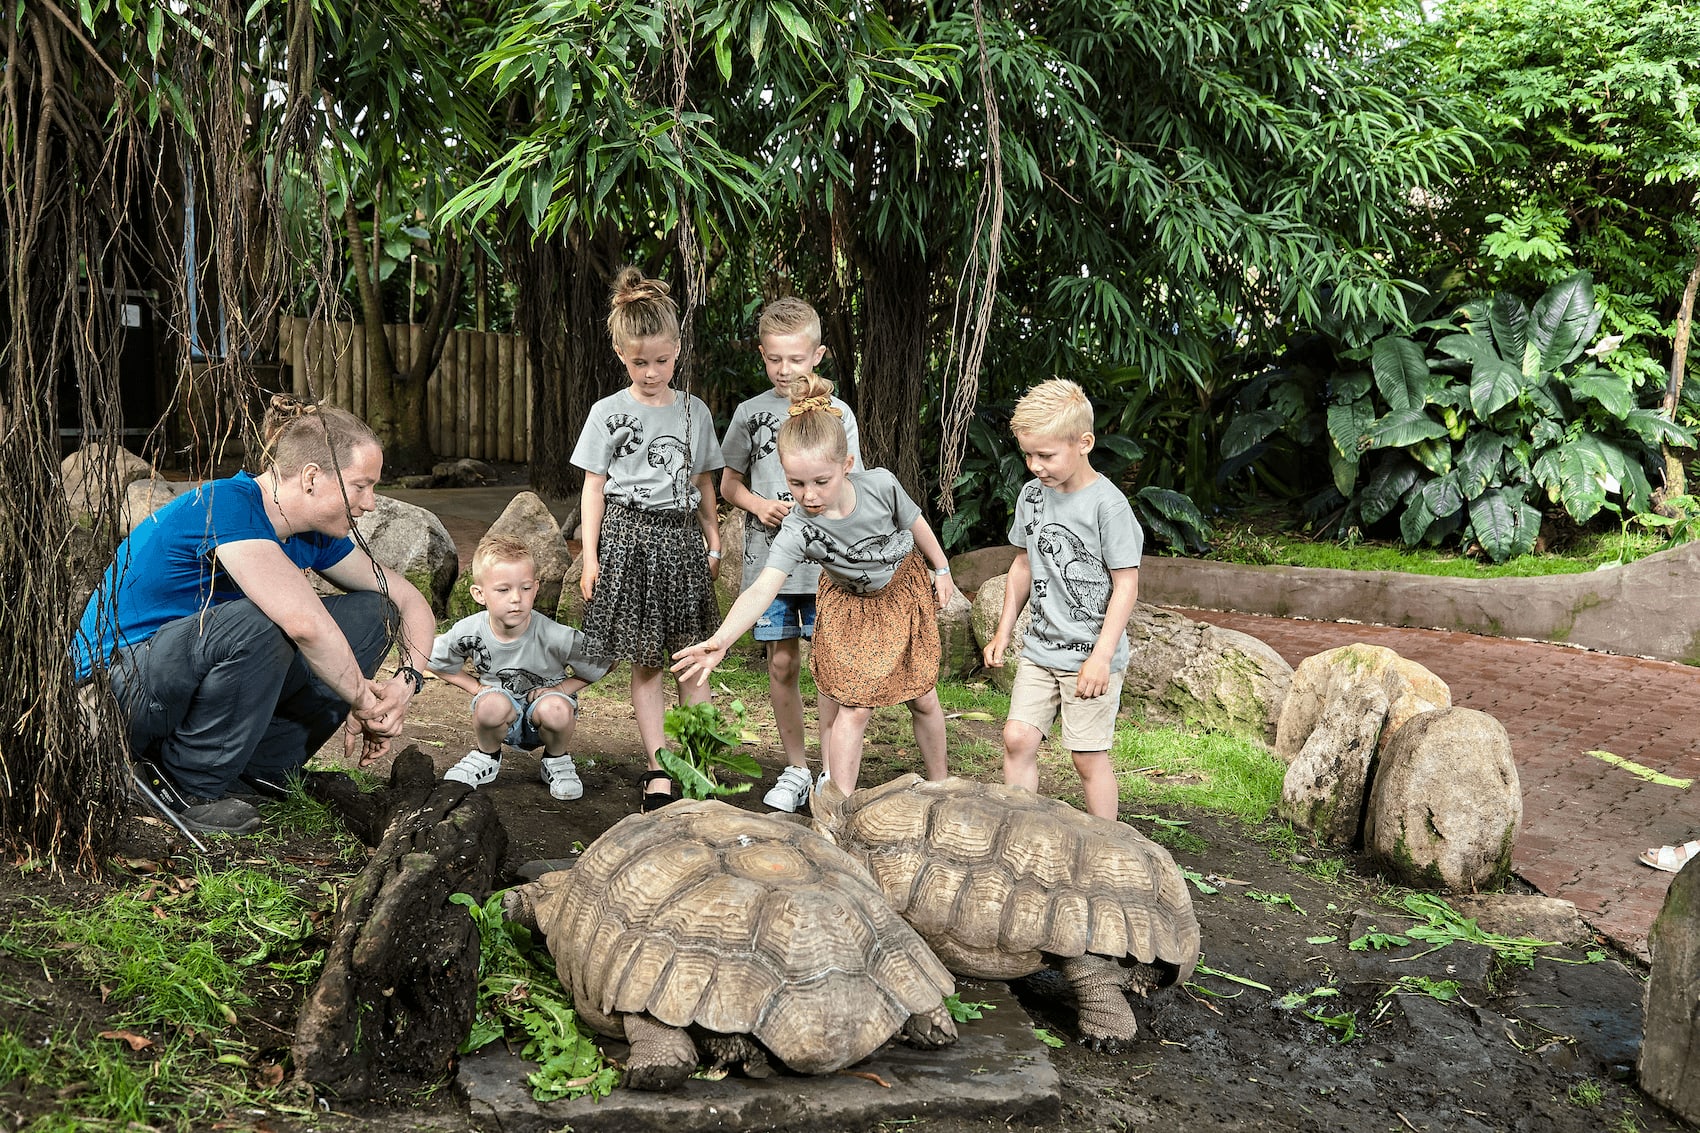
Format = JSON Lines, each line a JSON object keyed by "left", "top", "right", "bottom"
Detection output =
{"left": 110, "top": 592, "right": 393, "bottom": 800}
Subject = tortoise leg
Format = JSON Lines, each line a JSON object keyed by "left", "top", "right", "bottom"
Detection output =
{"left": 698, "top": 1032, "right": 773, "bottom": 1079}
{"left": 900, "top": 1003, "right": 958, "bottom": 1049}
{"left": 622, "top": 1014, "right": 698, "bottom": 1091}
{"left": 1059, "top": 953, "right": 1138, "bottom": 1053}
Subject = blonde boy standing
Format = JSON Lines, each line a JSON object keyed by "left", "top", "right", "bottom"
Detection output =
{"left": 720, "top": 298, "right": 862, "bottom": 811}
{"left": 432, "top": 534, "right": 610, "bottom": 798}
{"left": 983, "top": 379, "right": 1141, "bottom": 819}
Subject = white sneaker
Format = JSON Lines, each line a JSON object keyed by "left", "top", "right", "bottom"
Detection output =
{"left": 763, "top": 765, "right": 814, "bottom": 813}
{"left": 540, "top": 754, "right": 584, "bottom": 801}
{"left": 445, "top": 749, "right": 501, "bottom": 788}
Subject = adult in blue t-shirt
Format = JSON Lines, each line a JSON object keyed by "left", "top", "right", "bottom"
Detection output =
{"left": 74, "top": 399, "right": 437, "bottom": 834}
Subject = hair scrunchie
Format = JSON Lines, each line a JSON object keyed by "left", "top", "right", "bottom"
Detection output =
{"left": 787, "top": 396, "right": 841, "bottom": 417}
{"left": 269, "top": 393, "right": 321, "bottom": 417}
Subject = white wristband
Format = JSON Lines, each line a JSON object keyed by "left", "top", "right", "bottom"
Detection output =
{"left": 707, "top": 549, "right": 723, "bottom": 560}
{"left": 934, "top": 565, "right": 951, "bottom": 576}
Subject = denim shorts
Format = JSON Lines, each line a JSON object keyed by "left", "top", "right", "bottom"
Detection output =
{"left": 753, "top": 593, "right": 817, "bottom": 642}
{"left": 471, "top": 687, "right": 578, "bottom": 751}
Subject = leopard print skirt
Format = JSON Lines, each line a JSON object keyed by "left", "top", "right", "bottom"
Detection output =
{"left": 811, "top": 551, "right": 940, "bottom": 708}
{"left": 581, "top": 503, "right": 720, "bottom": 670}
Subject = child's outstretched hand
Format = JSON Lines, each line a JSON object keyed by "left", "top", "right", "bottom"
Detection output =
{"left": 671, "top": 638, "right": 727, "bottom": 687}
{"left": 983, "top": 633, "right": 1009, "bottom": 668}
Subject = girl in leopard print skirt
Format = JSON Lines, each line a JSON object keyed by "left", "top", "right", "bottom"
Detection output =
{"left": 672, "top": 373, "right": 960, "bottom": 793}
{"left": 572, "top": 267, "right": 724, "bottom": 811}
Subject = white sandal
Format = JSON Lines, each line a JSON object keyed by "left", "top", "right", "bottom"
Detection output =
{"left": 1639, "top": 840, "right": 1700, "bottom": 873}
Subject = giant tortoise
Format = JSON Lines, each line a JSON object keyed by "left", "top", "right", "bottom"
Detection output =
{"left": 503, "top": 799, "right": 957, "bottom": 1090}
{"left": 813, "top": 774, "right": 1200, "bottom": 1050}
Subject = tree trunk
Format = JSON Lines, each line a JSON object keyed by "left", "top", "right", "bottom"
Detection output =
{"left": 512, "top": 222, "right": 624, "bottom": 497}
{"left": 342, "top": 192, "right": 399, "bottom": 445}
{"left": 855, "top": 239, "right": 932, "bottom": 503}
{"left": 1660, "top": 245, "right": 1700, "bottom": 502}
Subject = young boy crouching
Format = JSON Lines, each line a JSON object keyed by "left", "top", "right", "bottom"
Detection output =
{"left": 983, "top": 379, "right": 1141, "bottom": 820}
{"left": 432, "top": 534, "right": 610, "bottom": 798}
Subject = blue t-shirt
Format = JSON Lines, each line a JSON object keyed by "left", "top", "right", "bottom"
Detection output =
{"left": 73, "top": 473, "right": 354, "bottom": 678}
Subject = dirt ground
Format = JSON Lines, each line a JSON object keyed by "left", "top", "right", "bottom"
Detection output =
{"left": 1, "top": 662, "right": 1688, "bottom": 1133}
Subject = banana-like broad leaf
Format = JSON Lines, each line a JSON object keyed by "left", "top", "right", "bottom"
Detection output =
{"left": 1400, "top": 492, "right": 1437, "bottom": 546}
{"left": 1410, "top": 437, "right": 1453, "bottom": 476}
{"left": 1468, "top": 486, "right": 1541, "bottom": 563}
{"left": 1559, "top": 367, "right": 1633, "bottom": 418}
{"left": 1330, "top": 371, "right": 1373, "bottom": 402}
{"left": 1553, "top": 434, "right": 1615, "bottom": 523}
{"left": 1455, "top": 430, "right": 1510, "bottom": 499}
{"left": 1621, "top": 408, "right": 1698, "bottom": 447}
{"left": 1135, "top": 485, "right": 1207, "bottom": 526}
{"left": 1220, "top": 408, "right": 1285, "bottom": 462}
{"left": 1468, "top": 353, "right": 1522, "bottom": 419}
{"left": 1357, "top": 456, "right": 1422, "bottom": 524}
{"left": 1488, "top": 292, "right": 1529, "bottom": 368}
{"left": 1418, "top": 473, "right": 1464, "bottom": 519}
{"left": 1373, "top": 337, "right": 1432, "bottom": 411}
{"left": 1329, "top": 445, "right": 1359, "bottom": 497}
{"left": 1326, "top": 399, "right": 1375, "bottom": 458}
{"left": 1365, "top": 407, "right": 1449, "bottom": 449}
{"left": 1530, "top": 271, "right": 1602, "bottom": 371}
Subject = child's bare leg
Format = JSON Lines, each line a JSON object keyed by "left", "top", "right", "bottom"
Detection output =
{"left": 531, "top": 694, "right": 578, "bottom": 757}
{"left": 675, "top": 667, "right": 711, "bottom": 707}
{"left": 472, "top": 692, "right": 519, "bottom": 753}
{"left": 631, "top": 666, "right": 668, "bottom": 779}
{"left": 767, "top": 639, "right": 807, "bottom": 769}
{"left": 818, "top": 693, "right": 841, "bottom": 776}
{"left": 1073, "top": 749, "right": 1118, "bottom": 820}
{"left": 824, "top": 705, "right": 873, "bottom": 791}
{"left": 908, "top": 689, "right": 948, "bottom": 780}
{"left": 1002, "top": 720, "right": 1044, "bottom": 793}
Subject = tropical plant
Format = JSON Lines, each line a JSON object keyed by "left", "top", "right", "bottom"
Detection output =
{"left": 655, "top": 699, "right": 762, "bottom": 800}
{"left": 1336, "top": 274, "right": 1690, "bottom": 560}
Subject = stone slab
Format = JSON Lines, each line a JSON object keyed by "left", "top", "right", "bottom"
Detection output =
{"left": 458, "top": 980, "right": 1060, "bottom": 1133}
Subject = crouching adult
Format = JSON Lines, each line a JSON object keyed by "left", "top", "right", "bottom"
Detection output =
{"left": 73, "top": 397, "right": 438, "bottom": 834}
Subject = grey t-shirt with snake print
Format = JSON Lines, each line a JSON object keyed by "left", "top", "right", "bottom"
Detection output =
{"left": 765, "top": 468, "right": 919, "bottom": 595}
{"left": 571, "top": 388, "right": 724, "bottom": 512}
{"left": 1008, "top": 474, "right": 1143, "bottom": 673}
{"left": 722, "top": 389, "right": 862, "bottom": 595}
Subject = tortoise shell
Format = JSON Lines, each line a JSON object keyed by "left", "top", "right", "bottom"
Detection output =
{"left": 817, "top": 775, "right": 1201, "bottom": 984}
{"left": 523, "top": 800, "right": 954, "bottom": 1074}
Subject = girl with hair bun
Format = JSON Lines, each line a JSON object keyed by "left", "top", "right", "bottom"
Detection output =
{"left": 572, "top": 266, "right": 724, "bottom": 811}
{"left": 673, "top": 373, "right": 958, "bottom": 792}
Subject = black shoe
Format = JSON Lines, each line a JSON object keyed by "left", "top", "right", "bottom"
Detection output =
{"left": 132, "top": 759, "right": 263, "bottom": 835}
{"left": 638, "top": 770, "right": 677, "bottom": 813}
{"left": 236, "top": 772, "right": 295, "bottom": 802}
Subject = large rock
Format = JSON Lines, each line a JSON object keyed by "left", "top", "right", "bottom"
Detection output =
{"left": 120, "top": 476, "right": 186, "bottom": 535}
{"left": 1364, "top": 707, "right": 1520, "bottom": 890}
{"left": 556, "top": 553, "right": 586, "bottom": 628}
{"left": 1641, "top": 861, "right": 1700, "bottom": 1122}
{"left": 485, "top": 491, "right": 573, "bottom": 613}
{"left": 1121, "top": 606, "right": 1293, "bottom": 743}
{"left": 431, "top": 458, "right": 496, "bottom": 487}
{"left": 61, "top": 443, "right": 155, "bottom": 519}
{"left": 968, "top": 574, "right": 1032, "bottom": 692}
{"left": 1279, "top": 682, "right": 1389, "bottom": 845}
{"left": 1275, "top": 644, "right": 1450, "bottom": 764}
{"left": 715, "top": 512, "right": 745, "bottom": 610}
{"left": 354, "top": 495, "right": 459, "bottom": 616}
{"left": 937, "top": 590, "right": 977, "bottom": 679}
{"left": 949, "top": 545, "right": 1020, "bottom": 598}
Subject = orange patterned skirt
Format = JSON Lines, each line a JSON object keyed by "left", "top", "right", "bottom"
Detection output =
{"left": 810, "top": 552, "right": 940, "bottom": 708}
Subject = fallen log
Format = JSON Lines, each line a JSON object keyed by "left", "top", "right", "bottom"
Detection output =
{"left": 292, "top": 748, "right": 508, "bottom": 1100}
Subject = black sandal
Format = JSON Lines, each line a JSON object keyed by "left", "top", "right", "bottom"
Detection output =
{"left": 638, "top": 770, "right": 677, "bottom": 813}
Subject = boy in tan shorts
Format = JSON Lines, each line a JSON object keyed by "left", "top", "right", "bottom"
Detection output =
{"left": 983, "top": 379, "right": 1141, "bottom": 819}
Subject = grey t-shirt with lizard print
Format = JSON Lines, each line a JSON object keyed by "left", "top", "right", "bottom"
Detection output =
{"left": 765, "top": 468, "right": 919, "bottom": 595}
{"left": 1007, "top": 474, "right": 1143, "bottom": 673}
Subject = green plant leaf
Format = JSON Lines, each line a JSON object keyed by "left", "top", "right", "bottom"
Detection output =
{"left": 1468, "top": 485, "right": 1541, "bottom": 562}
{"left": 1454, "top": 430, "right": 1509, "bottom": 499}
{"left": 1484, "top": 292, "right": 1528, "bottom": 367}
{"left": 1529, "top": 271, "right": 1602, "bottom": 371}
{"left": 1357, "top": 457, "right": 1421, "bottom": 524}
{"left": 1326, "top": 399, "right": 1375, "bottom": 460}
{"left": 1400, "top": 492, "right": 1437, "bottom": 546}
{"left": 1560, "top": 368, "right": 1633, "bottom": 418}
{"left": 1372, "top": 337, "right": 1433, "bottom": 412}
{"left": 1220, "top": 409, "right": 1284, "bottom": 462}
{"left": 1365, "top": 407, "right": 1449, "bottom": 449}
{"left": 1409, "top": 437, "right": 1454, "bottom": 477}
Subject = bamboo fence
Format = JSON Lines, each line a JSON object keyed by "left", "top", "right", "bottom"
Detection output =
{"left": 278, "top": 316, "right": 533, "bottom": 462}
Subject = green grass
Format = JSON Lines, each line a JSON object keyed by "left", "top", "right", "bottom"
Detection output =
{"left": 1202, "top": 522, "right": 1668, "bottom": 578}
{"left": 1111, "top": 724, "right": 1285, "bottom": 823}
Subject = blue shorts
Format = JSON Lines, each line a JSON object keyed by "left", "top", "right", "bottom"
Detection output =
{"left": 753, "top": 594, "right": 817, "bottom": 642}
{"left": 471, "top": 687, "right": 578, "bottom": 751}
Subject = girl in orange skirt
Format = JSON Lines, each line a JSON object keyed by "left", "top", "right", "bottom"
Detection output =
{"left": 672, "top": 374, "right": 959, "bottom": 791}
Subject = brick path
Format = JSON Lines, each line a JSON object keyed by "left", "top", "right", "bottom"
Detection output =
{"left": 1181, "top": 609, "right": 1700, "bottom": 959}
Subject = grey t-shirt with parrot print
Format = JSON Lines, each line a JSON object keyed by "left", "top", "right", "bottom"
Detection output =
{"left": 1008, "top": 474, "right": 1143, "bottom": 673}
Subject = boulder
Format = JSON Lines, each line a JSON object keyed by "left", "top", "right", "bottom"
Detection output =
{"left": 120, "top": 476, "right": 186, "bottom": 535}
{"left": 354, "top": 495, "right": 459, "bottom": 615}
{"left": 968, "top": 574, "right": 1031, "bottom": 692}
{"left": 1641, "top": 861, "right": 1700, "bottom": 1123}
{"left": 1278, "top": 681, "right": 1390, "bottom": 845}
{"left": 937, "top": 590, "right": 977, "bottom": 679}
{"left": 1275, "top": 644, "right": 1450, "bottom": 764}
{"left": 715, "top": 512, "right": 746, "bottom": 611}
{"left": 948, "top": 545, "right": 1020, "bottom": 598}
{"left": 484, "top": 491, "right": 574, "bottom": 613}
{"left": 1364, "top": 707, "right": 1521, "bottom": 890}
{"left": 61, "top": 443, "right": 155, "bottom": 519}
{"left": 1121, "top": 606, "right": 1293, "bottom": 743}
{"left": 555, "top": 553, "right": 586, "bottom": 628}
{"left": 429, "top": 458, "right": 497, "bottom": 487}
